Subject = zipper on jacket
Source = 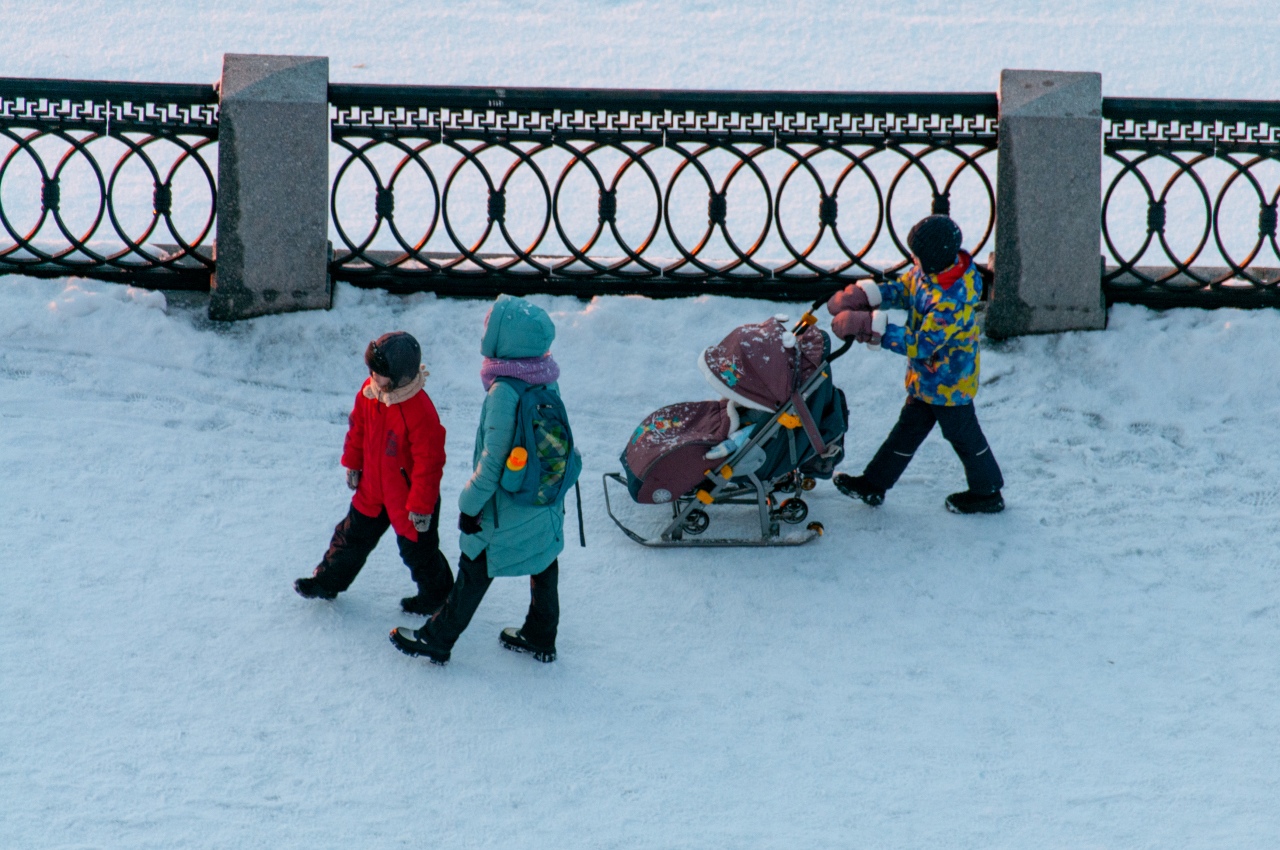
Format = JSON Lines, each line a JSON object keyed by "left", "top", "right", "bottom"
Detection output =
{"left": 396, "top": 406, "right": 413, "bottom": 490}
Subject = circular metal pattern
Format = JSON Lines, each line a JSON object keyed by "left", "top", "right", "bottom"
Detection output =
{"left": 0, "top": 83, "right": 218, "bottom": 287}
{"left": 329, "top": 91, "right": 999, "bottom": 296}
{"left": 1103, "top": 100, "right": 1280, "bottom": 298}
{"left": 12, "top": 84, "right": 1278, "bottom": 308}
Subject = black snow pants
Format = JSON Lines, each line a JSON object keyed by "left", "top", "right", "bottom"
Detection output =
{"left": 312, "top": 502, "right": 453, "bottom": 603}
{"left": 863, "top": 396, "right": 1004, "bottom": 494}
{"left": 423, "top": 552, "right": 559, "bottom": 650}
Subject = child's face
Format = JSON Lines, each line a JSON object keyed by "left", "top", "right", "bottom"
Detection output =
{"left": 371, "top": 371, "right": 394, "bottom": 390}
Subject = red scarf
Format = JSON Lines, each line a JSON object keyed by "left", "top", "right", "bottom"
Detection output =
{"left": 934, "top": 251, "right": 972, "bottom": 286}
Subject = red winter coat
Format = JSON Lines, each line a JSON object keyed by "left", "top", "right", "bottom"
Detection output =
{"left": 341, "top": 379, "right": 447, "bottom": 541}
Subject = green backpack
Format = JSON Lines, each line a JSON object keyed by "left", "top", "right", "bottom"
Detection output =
{"left": 494, "top": 378, "right": 583, "bottom": 507}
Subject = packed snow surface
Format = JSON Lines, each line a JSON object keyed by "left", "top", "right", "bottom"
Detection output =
{"left": 3, "top": 279, "right": 1280, "bottom": 848}
{"left": 3, "top": 0, "right": 1279, "bottom": 97}
{"left": 5, "top": 2, "right": 1280, "bottom": 848}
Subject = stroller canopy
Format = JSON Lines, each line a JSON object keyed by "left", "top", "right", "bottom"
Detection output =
{"left": 698, "top": 317, "right": 826, "bottom": 411}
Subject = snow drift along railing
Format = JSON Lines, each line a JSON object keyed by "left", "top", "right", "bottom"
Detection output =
{"left": 1103, "top": 97, "right": 1280, "bottom": 308}
{"left": 0, "top": 77, "right": 219, "bottom": 288}
{"left": 327, "top": 84, "right": 999, "bottom": 300}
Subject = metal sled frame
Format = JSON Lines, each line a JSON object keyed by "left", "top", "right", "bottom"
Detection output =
{"left": 603, "top": 342, "right": 849, "bottom": 548}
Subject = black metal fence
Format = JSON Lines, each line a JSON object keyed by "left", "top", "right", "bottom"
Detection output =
{"left": 1103, "top": 97, "right": 1280, "bottom": 307}
{"left": 10, "top": 72, "right": 1280, "bottom": 311}
{"left": 327, "top": 85, "right": 998, "bottom": 301}
{"left": 0, "top": 77, "right": 219, "bottom": 288}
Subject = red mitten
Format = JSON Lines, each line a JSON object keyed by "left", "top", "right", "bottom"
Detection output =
{"left": 825, "top": 281, "right": 881, "bottom": 315}
{"left": 832, "top": 309, "right": 869, "bottom": 341}
{"left": 831, "top": 309, "right": 884, "bottom": 345}
{"left": 826, "top": 284, "right": 869, "bottom": 315}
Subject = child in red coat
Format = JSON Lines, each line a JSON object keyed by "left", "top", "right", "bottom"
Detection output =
{"left": 294, "top": 332, "right": 453, "bottom": 615}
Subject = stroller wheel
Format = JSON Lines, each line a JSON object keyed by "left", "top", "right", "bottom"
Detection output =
{"left": 681, "top": 509, "right": 711, "bottom": 535}
{"left": 773, "top": 473, "right": 799, "bottom": 494}
{"left": 775, "top": 498, "right": 809, "bottom": 524}
{"left": 800, "top": 477, "right": 817, "bottom": 491}
{"left": 807, "top": 521, "right": 825, "bottom": 536}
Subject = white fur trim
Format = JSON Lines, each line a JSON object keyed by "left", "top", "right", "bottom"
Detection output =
{"left": 871, "top": 310, "right": 888, "bottom": 335}
{"left": 698, "top": 351, "right": 772, "bottom": 412}
{"left": 866, "top": 310, "right": 889, "bottom": 351}
{"left": 363, "top": 365, "right": 427, "bottom": 405}
{"left": 857, "top": 280, "right": 882, "bottom": 308}
{"left": 725, "top": 399, "right": 741, "bottom": 434}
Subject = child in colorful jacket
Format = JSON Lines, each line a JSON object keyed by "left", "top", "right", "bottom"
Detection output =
{"left": 826, "top": 215, "right": 1004, "bottom": 514}
{"left": 294, "top": 331, "right": 454, "bottom": 612}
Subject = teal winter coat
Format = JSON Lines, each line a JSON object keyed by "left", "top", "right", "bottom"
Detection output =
{"left": 458, "top": 296, "right": 565, "bottom": 577}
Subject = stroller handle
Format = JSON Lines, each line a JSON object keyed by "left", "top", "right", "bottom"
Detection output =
{"left": 793, "top": 277, "right": 874, "bottom": 362}
{"left": 829, "top": 337, "right": 854, "bottom": 362}
{"left": 792, "top": 276, "right": 878, "bottom": 335}
{"left": 789, "top": 311, "right": 853, "bottom": 362}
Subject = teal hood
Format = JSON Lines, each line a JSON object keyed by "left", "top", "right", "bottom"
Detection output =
{"left": 481, "top": 294, "right": 556, "bottom": 359}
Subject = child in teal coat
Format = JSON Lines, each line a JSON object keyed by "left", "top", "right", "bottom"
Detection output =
{"left": 391, "top": 295, "right": 567, "bottom": 664}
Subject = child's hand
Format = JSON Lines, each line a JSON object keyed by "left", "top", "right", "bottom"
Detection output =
{"left": 345, "top": 468, "right": 361, "bottom": 490}
{"left": 831, "top": 309, "right": 881, "bottom": 345}
{"left": 409, "top": 512, "right": 433, "bottom": 532}
{"left": 826, "top": 283, "right": 872, "bottom": 315}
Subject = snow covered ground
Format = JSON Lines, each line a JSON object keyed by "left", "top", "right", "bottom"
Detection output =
{"left": 4, "top": 0, "right": 1279, "bottom": 97}
{"left": 5, "top": 2, "right": 1280, "bottom": 848}
{"left": 3, "top": 279, "right": 1280, "bottom": 848}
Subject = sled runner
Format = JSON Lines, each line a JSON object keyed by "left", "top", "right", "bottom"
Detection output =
{"left": 604, "top": 313, "right": 851, "bottom": 547}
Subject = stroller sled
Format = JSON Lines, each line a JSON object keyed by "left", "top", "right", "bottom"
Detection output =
{"left": 604, "top": 314, "right": 851, "bottom": 547}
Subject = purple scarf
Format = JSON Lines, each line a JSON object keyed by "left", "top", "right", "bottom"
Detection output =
{"left": 481, "top": 354, "right": 560, "bottom": 390}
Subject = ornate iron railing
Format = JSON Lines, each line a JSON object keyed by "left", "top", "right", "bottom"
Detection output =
{"left": 328, "top": 85, "right": 998, "bottom": 300}
{"left": 1103, "top": 97, "right": 1280, "bottom": 307}
{"left": 0, "top": 77, "right": 218, "bottom": 288}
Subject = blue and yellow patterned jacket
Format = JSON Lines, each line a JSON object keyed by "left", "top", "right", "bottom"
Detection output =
{"left": 874, "top": 252, "right": 982, "bottom": 406}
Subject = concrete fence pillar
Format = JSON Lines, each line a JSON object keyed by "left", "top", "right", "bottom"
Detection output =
{"left": 986, "top": 69, "right": 1105, "bottom": 338}
{"left": 211, "top": 53, "right": 331, "bottom": 321}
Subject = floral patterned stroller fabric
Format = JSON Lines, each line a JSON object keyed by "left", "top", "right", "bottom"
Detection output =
{"left": 621, "top": 317, "right": 848, "bottom": 506}
{"left": 697, "top": 316, "right": 827, "bottom": 411}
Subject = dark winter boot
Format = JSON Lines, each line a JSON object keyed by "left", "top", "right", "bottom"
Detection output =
{"left": 400, "top": 593, "right": 447, "bottom": 617}
{"left": 389, "top": 626, "right": 451, "bottom": 665}
{"left": 499, "top": 627, "right": 556, "bottom": 663}
{"left": 944, "top": 489, "right": 1005, "bottom": 514}
{"left": 294, "top": 576, "right": 338, "bottom": 600}
{"left": 833, "top": 473, "right": 885, "bottom": 506}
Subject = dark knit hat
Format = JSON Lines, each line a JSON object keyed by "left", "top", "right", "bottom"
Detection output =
{"left": 906, "top": 215, "right": 963, "bottom": 275}
{"left": 365, "top": 331, "right": 421, "bottom": 387}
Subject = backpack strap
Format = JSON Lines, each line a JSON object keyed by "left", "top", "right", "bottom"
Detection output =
{"left": 575, "top": 480, "right": 586, "bottom": 547}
